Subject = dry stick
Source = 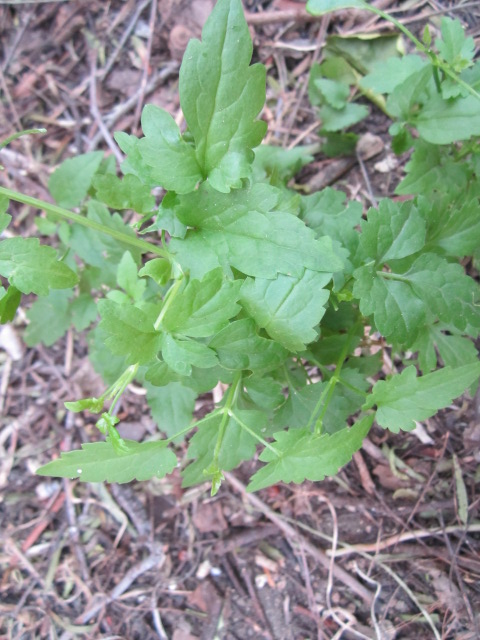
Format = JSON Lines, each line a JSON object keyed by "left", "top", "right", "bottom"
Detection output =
{"left": 78, "top": 542, "right": 165, "bottom": 624}
{"left": 1, "top": 7, "right": 34, "bottom": 74}
{"left": 89, "top": 55, "right": 124, "bottom": 166}
{"left": 282, "top": 15, "right": 330, "bottom": 147}
{"left": 327, "top": 523, "right": 480, "bottom": 558}
{"left": 88, "top": 62, "right": 179, "bottom": 152}
{"left": 224, "top": 472, "right": 373, "bottom": 606}
{"left": 245, "top": 9, "right": 324, "bottom": 25}
{"left": 132, "top": 0, "right": 158, "bottom": 134}
{"left": 98, "top": 0, "right": 152, "bottom": 81}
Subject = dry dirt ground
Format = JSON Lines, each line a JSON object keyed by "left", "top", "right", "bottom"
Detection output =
{"left": 1, "top": 1, "right": 480, "bottom": 639}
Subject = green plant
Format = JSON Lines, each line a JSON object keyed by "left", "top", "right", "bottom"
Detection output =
{"left": 0, "top": 0, "right": 479, "bottom": 494}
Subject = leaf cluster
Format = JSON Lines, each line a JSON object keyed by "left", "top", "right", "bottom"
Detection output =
{"left": 1, "top": 0, "right": 479, "bottom": 493}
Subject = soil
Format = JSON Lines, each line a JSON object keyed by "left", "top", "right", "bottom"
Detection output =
{"left": 1, "top": 1, "right": 480, "bottom": 639}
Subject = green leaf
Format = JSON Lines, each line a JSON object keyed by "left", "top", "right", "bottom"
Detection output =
{"left": 247, "top": 415, "right": 373, "bottom": 492}
{"left": 92, "top": 173, "right": 155, "bottom": 213}
{"left": 244, "top": 376, "right": 285, "bottom": 411}
{"left": 182, "top": 409, "right": 264, "bottom": 487}
{"left": 209, "top": 319, "right": 288, "bottom": 373}
{"left": 361, "top": 55, "right": 427, "bottom": 95}
{"left": 24, "top": 290, "right": 72, "bottom": 346}
{"left": 274, "top": 381, "right": 325, "bottom": 431}
{"left": 364, "top": 364, "right": 480, "bottom": 432}
{"left": 357, "top": 199, "right": 426, "bottom": 263}
{"left": 0, "top": 238, "right": 78, "bottom": 295}
{"left": 436, "top": 18, "right": 474, "bottom": 72}
{"left": 353, "top": 264, "right": 424, "bottom": 344}
{"left": 413, "top": 95, "right": 480, "bottom": 145}
{"left": 411, "top": 324, "right": 479, "bottom": 373}
{"left": 424, "top": 196, "right": 480, "bottom": 258}
{"left": 314, "top": 78, "right": 350, "bottom": 109}
{"left": 252, "top": 144, "right": 315, "bottom": 184}
{"left": 179, "top": 0, "right": 267, "bottom": 192}
{"left": 116, "top": 251, "right": 146, "bottom": 302}
{"left": 162, "top": 334, "right": 218, "bottom": 375}
{"left": 161, "top": 268, "right": 241, "bottom": 338}
{"left": 49, "top": 151, "right": 103, "bottom": 208}
{"left": 65, "top": 397, "right": 105, "bottom": 413}
{"left": 145, "top": 381, "right": 196, "bottom": 440}
{"left": 240, "top": 269, "right": 331, "bottom": 351}
{"left": 66, "top": 201, "right": 142, "bottom": 288}
{"left": 70, "top": 293, "right": 97, "bottom": 331}
{"left": 139, "top": 259, "right": 171, "bottom": 285}
{"left": 132, "top": 105, "right": 203, "bottom": 194}
{"left": 354, "top": 253, "right": 480, "bottom": 345}
{"left": 320, "top": 103, "right": 369, "bottom": 132}
{"left": 37, "top": 440, "right": 177, "bottom": 483}
{"left": 170, "top": 183, "right": 343, "bottom": 279}
{"left": 395, "top": 141, "right": 470, "bottom": 196}
{"left": 306, "top": 0, "right": 365, "bottom": 14}
{"left": 98, "top": 299, "right": 162, "bottom": 365}
{"left": 397, "top": 253, "right": 480, "bottom": 336}
{"left": 0, "top": 286, "right": 21, "bottom": 323}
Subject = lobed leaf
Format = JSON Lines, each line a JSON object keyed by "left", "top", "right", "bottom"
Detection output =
{"left": 37, "top": 440, "right": 177, "bottom": 483}
{"left": 364, "top": 364, "right": 480, "bottom": 432}
{"left": 247, "top": 415, "right": 373, "bottom": 492}
{"left": 240, "top": 269, "right": 331, "bottom": 351}
{"left": 179, "top": 0, "right": 267, "bottom": 192}
{"left": 0, "top": 238, "right": 78, "bottom": 295}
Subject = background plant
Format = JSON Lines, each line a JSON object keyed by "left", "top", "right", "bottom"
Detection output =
{"left": 0, "top": 0, "right": 479, "bottom": 495}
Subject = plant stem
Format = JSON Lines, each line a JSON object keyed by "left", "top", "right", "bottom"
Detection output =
{"left": 358, "top": 1, "right": 480, "bottom": 102}
{"left": 213, "top": 372, "right": 242, "bottom": 465}
{"left": 0, "top": 128, "right": 47, "bottom": 150}
{"left": 0, "top": 186, "right": 171, "bottom": 261}
{"left": 229, "top": 410, "right": 280, "bottom": 457}
{"left": 153, "top": 276, "right": 184, "bottom": 330}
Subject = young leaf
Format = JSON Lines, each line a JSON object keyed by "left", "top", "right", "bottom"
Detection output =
{"left": 48, "top": 151, "right": 103, "bottom": 208}
{"left": 131, "top": 105, "right": 203, "bottom": 194}
{"left": 436, "top": 18, "right": 475, "bottom": 73}
{"left": 24, "top": 290, "right": 72, "bottom": 346}
{"left": 37, "top": 440, "right": 177, "bottom": 483}
{"left": 0, "top": 286, "right": 21, "bottom": 324}
{"left": 364, "top": 364, "right": 480, "bottom": 432}
{"left": 139, "top": 259, "right": 171, "bottom": 285}
{"left": 240, "top": 269, "right": 332, "bottom": 351}
{"left": 182, "top": 409, "right": 264, "bottom": 487}
{"left": 162, "top": 334, "right": 218, "bottom": 375}
{"left": 116, "top": 251, "right": 146, "bottom": 302}
{"left": 170, "top": 183, "right": 343, "bottom": 279}
{"left": 413, "top": 95, "right": 480, "bottom": 144}
{"left": 98, "top": 299, "right": 162, "bottom": 365}
{"left": 209, "top": 319, "right": 288, "bottom": 373}
{"left": 65, "top": 397, "right": 105, "bottom": 413}
{"left": 357, "top": 199, "right": 426, "bottom": 263}
{"left": 179, "top": 0, "right": 267, "bottom": 192}
{"left": 92, "top": 173, "right": 155, "bottom": 213}
{"left": 145, "top": 381, "right": 196, "bottom": 440}
{"left": 0, "top": 238, "right": 78, "bottom": 295}
{"left": 247, "top": 415, "right": 373, "bottom": 492}
{"left": 161, "top": 268, "right": 242, "bottom": 338}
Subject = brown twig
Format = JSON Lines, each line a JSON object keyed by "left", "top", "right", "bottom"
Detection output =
{"left": 224, "top": 472, "right": 373, "bottom": 606}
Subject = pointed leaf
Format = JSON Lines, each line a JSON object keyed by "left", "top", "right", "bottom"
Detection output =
{"left": 37, "top": 440, "right": 177, "bottom": 483}
{"left": 0, "top": 238, "right": 78, "bottom": 295}
{"left": 179, "top": 0, "right": 267, "bottom": 192}
{"left": 49, "top": 151, "right": 103, "bottom": 208}
{"left": 364, "top": 364, "right": 480, "bottom": 432}
{"left": 240, "top": 269, "right": 331, "bottom": 351}
{"left": 247, "top": 416, "right": 373, "bottom": 492}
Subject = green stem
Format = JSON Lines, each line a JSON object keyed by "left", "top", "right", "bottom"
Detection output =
{"left": 229, "top": 410, "right": 281, "bottom": 457}
{"left": 377, "top": 270, "right": 409, "bottom": 284}
{"left": 0, "top": 186, "right": 171, "bottom": 261}
{"left": 163, "top": 408, "right": 222, "bottom": 445}
{"left": 213, "top": 372, "right": 242, "bottom": 465}
{"left": 154, "top": 276, "right": 184, "bottom": 330}
{"left": 0, "top": 128, "right": 47, "bottom": 151}
{"left": 358, "top": 1, "right": 480, "bottom": 102}
{"left": 108, "top": 364, "right": 139, "bottom": 413}
{"left": 306, "top": 321, "right": 362, "bottom": 434}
